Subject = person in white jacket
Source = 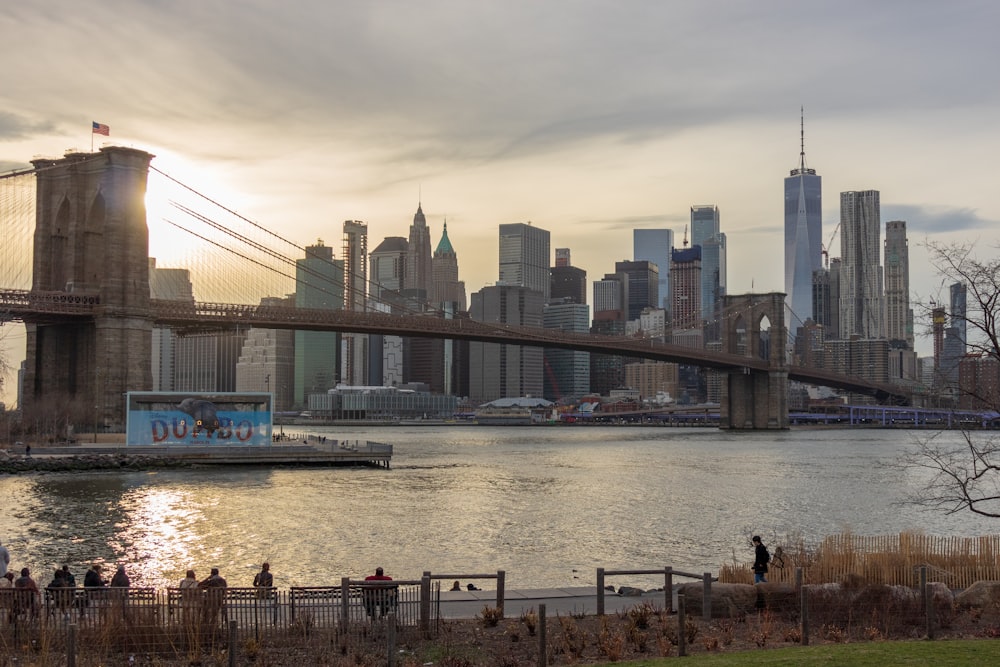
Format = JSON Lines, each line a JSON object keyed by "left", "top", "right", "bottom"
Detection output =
{"left": 0, "top": 540, "right": 9, "bottom": 578}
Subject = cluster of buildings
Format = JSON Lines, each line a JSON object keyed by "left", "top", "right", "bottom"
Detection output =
{"left": 140, "top": 117, "right": 981, "bottom": 419}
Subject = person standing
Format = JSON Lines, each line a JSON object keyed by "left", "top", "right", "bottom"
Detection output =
{"left": 363, "top": 567, "right": 395, "bottom": 617}
{"left": 84, "top": 564, "right": 106, "bottom": 589}
{"left": 0, "top": 540, "right": 9, "bottom": 577}
{"left": 178, "top": 570, "right": 199, "bottom": 623}
{"left": 13, "top": 567, "right": 40, "bottom": 619}
{"left": 110, "top": 565, "right": 130, "bottom": 588}
{"left": 253, "top": 562, "right": 273, "bottom": 588}
{"left": 752, "top": 536, "right": 770, "bottom": 584}
{"left": 199, "top": 568, "right": 228, "bottom": 625}
{"left": 61, "top": 565, "right": 76, "bottom": 587}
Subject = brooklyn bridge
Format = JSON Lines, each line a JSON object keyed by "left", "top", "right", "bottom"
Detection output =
{"left": 0, "top": 146, "right": 908, "bottom": 431}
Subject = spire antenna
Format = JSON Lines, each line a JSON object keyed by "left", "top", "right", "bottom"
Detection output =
{"left": 800, "top": 106, "right": 807, "bottom": 171}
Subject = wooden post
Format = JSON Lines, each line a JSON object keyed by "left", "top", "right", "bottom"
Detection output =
{"left": 341, "top": 577, "right": 351, "bottom": 623}
{"left": 677, "top": 593, "right": 687, "bottom": 657}
{"left": 420, "top": 574, "right": 431, "bottom": 637}
{"left": 664, "top": 567, "right": 673, "bottom": 614}
{"left": 387, "top": 611, "right": 397, "bottom": 667}
{"left": 228, "top": 619, "right": 237, "bottom": 667}
{"left": 67, "top": 623, "right": 76, "bottom": 667}
{"left": 921, "top": 566, "right": 936, "bottom": 640}
{"left": 800, "top": 583, "right": 809, "bottom": 646}
{"left": 702, "top": 572, "right": 712, "bottom": 621}
{"left": 537, "top": 603, "right": 547, "bottom": 667}
{"left": 596, "top": 568, "right": 605, "bottom": 616}
{"left": 794, "top": 567, "right": 803, "bottom": 593}
{"left": 497, "top": 570, "right": 505, "bottom": 618}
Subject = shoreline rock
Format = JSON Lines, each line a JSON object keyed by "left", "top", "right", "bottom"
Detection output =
{"left": 0, "top": 453, "right": 190, "bottom": 474}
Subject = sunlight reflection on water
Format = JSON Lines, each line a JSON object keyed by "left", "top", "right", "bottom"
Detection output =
{"left": 0, "top": 427, "right": 994, "bottom": 590}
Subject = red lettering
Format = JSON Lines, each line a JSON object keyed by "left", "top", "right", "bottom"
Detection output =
{"left": 151, "top": 420, "right": 169, "bottom": 443}
{"left": 173, "top": 419, "right": 188, "bottom": 440}
{"left": 218, "top": 419, "right": 233, "bottom": 440}
{"left": 235, "top": 420, "right": 254, "bottom": 442}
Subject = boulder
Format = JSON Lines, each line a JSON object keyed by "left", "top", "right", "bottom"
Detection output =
{"left": 617, "top": 586, "right": 644, "bottom": 596}
{"left": 955, "top": 580, "right": 1000, "bottom": 609}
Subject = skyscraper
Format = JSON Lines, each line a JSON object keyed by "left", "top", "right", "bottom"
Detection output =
{"left": 838, "top": 190, "right": 884, "bottom": 340}
{"left": 499, "top": 222, "right": 551, "bottom": 301}
{"left": 614, "top": 259, "right": 659, "bottom": 321}
{"left": 405, "top": 203, "right": 433, "bottom": 301}
{"left": 295, "top": 241, "right": 343, "bottom": 406}
{"left": 431, "top": 222, "right": 466, "bottom": 311}
{"left": 550, "top": 248, "right": 587, "bottom": 305}
{"left": 469, "top": 285, "right": 544, "bottom": 402}
{"left": 784, "top": 113, "right": 823, "bottom": 327}
{"left": 633, "top": 229, "right": 672, "bottom": 311}
{"left": 342, "top": 220, "right": 368, "bottom": 386}
{"left": 883, "top": 220, "right": 913, "bottom": 349}
{"left": 690, "top": 205, "right": 719, "bottom": 247}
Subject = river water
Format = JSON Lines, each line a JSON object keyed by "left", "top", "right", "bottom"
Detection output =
{"left": 0, "top": 426, "right": 993, "bottom": 590}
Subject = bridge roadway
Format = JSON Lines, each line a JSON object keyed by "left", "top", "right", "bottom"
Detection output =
{"left": 0, "top": 288, "right": 908, "bottom": 403}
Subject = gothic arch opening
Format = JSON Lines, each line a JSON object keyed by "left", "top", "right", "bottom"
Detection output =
{"left": 82, "top": 192, "right": 106, "bottom": 289}
{"left": 758, "top": 314, "right": 771, "bottom": 361}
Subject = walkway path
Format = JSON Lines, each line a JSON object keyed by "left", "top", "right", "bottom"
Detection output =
{"left": 438, "top": 586, "right": 672, "bottom": 619}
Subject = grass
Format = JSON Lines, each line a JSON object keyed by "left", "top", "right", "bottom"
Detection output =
{"left": 594, "top": 639, "right": 996, "bottom": 666}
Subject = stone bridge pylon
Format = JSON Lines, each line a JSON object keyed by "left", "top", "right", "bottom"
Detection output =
{"left": 23, "top": 147, "right": 154, "bottom": 431}
{"left": 719, "top": 292, "right": 788, "bottom": 430}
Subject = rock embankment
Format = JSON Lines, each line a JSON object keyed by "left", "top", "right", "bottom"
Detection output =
{"left": 0, "top": 451, "right": 189, "bottom": 473}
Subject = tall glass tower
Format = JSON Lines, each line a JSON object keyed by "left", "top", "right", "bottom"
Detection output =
{"left": 784, "top": 111, "right": 822, "bottom": 329}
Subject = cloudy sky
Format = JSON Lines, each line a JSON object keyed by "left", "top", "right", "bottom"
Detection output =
{"left": 1, "top": 1, "right": 999, "bottom": 400}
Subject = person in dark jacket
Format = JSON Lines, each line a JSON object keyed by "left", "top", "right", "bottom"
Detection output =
{"left": 752, "top": 535, "right": 770, "bottom": 583}
{"left": 84, "top": 564, "right": 106, "bottom": 589}
{"left": 110, "top": 565, "right": 130, "bottom": 588}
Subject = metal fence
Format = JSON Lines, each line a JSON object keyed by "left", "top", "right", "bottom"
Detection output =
{"left": 0, "top": 581, "right": 439, "bottom": 662}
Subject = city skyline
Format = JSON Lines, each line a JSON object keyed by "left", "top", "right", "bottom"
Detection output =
{"left": 1, "top": 2, "right": 998, "bottom": 404}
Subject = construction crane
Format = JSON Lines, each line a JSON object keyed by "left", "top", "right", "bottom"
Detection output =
{"left": 821, "top": 222, "right": 841, "bottom": 269}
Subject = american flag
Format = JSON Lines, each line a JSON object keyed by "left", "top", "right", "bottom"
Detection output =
{"left": 92, "top": 121, "right": 110, "bottom": 136}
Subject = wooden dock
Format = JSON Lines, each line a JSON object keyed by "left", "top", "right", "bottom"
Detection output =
{"left": 15, "top": 439, "right": 393, "bottom": 468}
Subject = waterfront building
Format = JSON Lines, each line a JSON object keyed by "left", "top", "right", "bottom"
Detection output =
{"left": 499, "top": 222, "right": 551, "bottom": 302}
{"left": 405, "top": 203, "right": 434, "bottom": 301}
{"left": 811, "top": 268, "right": 832, "bottom": 331}
{"left": 823, "top": 337, "right": 890, "bottom": 403}
{"left": 625, "top": 360, "right": 678, "bottom": 401}
{"left": 784, "top": 113, "right": 823, "bottom": 328}
{"left": 313, "top": 384, "right": 459, "bottom": 421}
{"left": 958, "top": 354, "right": 1000, "bottom": 411}
{"left": 883, "top": 220, "right": 913, "bottom": 349}
{"left": 614, "top": 259, "right": 659, "bottom": 321}
{"left": 295, "top": 241, "right": 343, "bottom": 408}
{"left": 633, "top": 229, "right": 673, "bottom": 311}
{"left": 543, "top": 299, "right": 591, "bottom": 401}
{"left": 469, "top": 285, "right": 544, "bottom": 403}
{"left": 838, "top": 190, "right": 884, "bottom": 340}
{"left": 235, "top": 295, "right": 295, "bottom": 412}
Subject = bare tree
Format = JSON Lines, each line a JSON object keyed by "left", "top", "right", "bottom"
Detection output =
{"left": 903, "top": 241, "right": 1000, "bottom": 518}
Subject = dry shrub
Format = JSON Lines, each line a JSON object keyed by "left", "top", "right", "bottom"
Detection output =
{"left": 782, "top": 625, "right": 802, "bottom": 643}
{"left": 596, "top": 617, "right": 626, "bottom": 661}
{"left": 478, "top": 605, "right": 503, "bottom": 628}
{"left": 519, "top": 608, "right": 537, "bottom": 636}
{"left": 626, "top": 601, "right": 655, "bottom": 629}
{"left": 701, "top": 635, "right": 720, "bottom": 651}
{"left": 822, "top": 623, "right": 847, "bottom": 642}
{"left": 716, "top": 619, "right": 735, "bottom": 646}
{"left": 556, "top": 614, "right": 586, "bottom": 659}
{"left": 625, "top": 619, "right": 647, "bottom": 653}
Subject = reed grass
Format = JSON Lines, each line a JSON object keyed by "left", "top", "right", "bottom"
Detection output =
{"left": 720, "top": 531, "right": 1000, "bottom": 587}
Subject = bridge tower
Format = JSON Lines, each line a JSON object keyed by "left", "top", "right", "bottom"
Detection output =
{"left": 719, "top": 292, "right": 789, "bottom": 429}
{"left": 23, "top": 147, "right": 154, "bottom": 432}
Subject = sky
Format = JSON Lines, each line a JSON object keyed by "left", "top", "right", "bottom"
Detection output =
{"left": 2, "top": 0, "right": 999, "bottom": 403}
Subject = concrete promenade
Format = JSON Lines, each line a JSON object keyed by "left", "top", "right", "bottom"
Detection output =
{"left": 438, "top": 586, "right": 672, "bottom": 619}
